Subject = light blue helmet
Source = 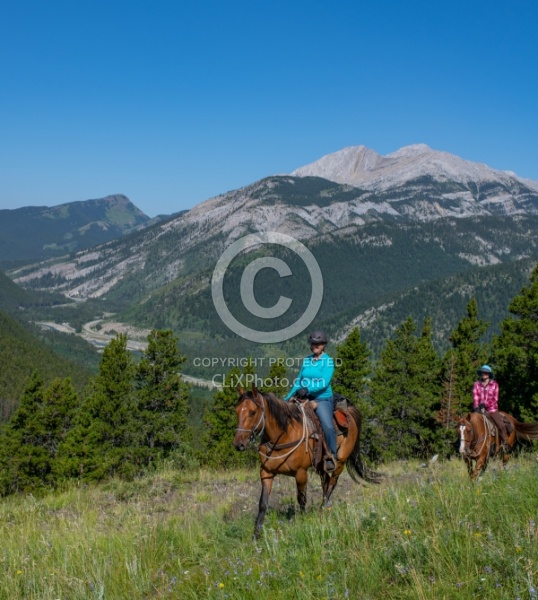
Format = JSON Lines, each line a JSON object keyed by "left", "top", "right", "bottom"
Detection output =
{"left": 477, "top": 365, "right": 494, "bottom": 378}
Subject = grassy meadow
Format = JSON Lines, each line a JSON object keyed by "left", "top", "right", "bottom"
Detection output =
{"left": 1, "top": 454, "right": 537, "bottom": 599}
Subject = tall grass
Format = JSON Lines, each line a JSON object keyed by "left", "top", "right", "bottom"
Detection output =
{"left": 1, "top": 456, "right": 537, "bottom": 599}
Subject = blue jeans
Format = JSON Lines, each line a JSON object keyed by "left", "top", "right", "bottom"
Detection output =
{"left": 315, "top": 396, "right": 337, "bottom": 457}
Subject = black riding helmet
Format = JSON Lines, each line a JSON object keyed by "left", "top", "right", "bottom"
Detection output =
{"left": 308, "top": 330, "right": 327, "bottom": 345}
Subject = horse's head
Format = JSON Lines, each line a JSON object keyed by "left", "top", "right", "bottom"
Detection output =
{"left": 233, "top": 385, "right": 265, "bottom": 452}
{"left": 457, "top": 414, "right": 474, "bottom": 455}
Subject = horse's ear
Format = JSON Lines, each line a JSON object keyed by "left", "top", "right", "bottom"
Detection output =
{"left": 251, "top": 384, "right": 259, "bottom": 397}
{"left": 236, "top": 386, "right": 245, "bottom": 396}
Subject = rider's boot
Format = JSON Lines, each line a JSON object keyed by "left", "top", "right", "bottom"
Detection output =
{"left": 499, "top": 429, "right": 510, "bottom": 452}
{"left": 324, "top": 452, "right": 336, "bottom": 473}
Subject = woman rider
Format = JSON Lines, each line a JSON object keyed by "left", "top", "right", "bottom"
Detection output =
{"left": 284, "top": 330, "right": 337, "bottom": 472}
{"left": 473, "top": 365, "right": 510, "bottom": 450}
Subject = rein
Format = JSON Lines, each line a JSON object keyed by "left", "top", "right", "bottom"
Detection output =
{"left": 236, "top": 393, "right": 312, "bottom": 462}
{"left": 259, "top": 401, "right": 311, "bottom": 461}
{"left": 466, "top": 414, "right": 491, "bottom": 458}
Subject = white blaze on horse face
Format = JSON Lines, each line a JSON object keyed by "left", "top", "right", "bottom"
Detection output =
{"left": 459, "top": 425, "right": 467, "bottom": 453}
{"left": 239, "top": 404, "right": 250, "bottom": 426}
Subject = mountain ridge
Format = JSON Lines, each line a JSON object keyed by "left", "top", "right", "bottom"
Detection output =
{"left": 8, "top": 144, "right": 538, "bottom": 302}
{"left": 5, "top": 145, "right": 538, "bottom": 372}
{"left": 0, "top": 194, "right": 160, "bottom": 269}
{"left": 291, "top": 144, "right": 538, "bottom": 193}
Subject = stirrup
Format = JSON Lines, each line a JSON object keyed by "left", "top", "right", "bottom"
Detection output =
{"left": 324, "top": 456, "right": 336, "bottom": 473}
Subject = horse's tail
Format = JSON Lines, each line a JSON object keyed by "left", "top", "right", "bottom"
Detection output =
{"left": 514, "top": 420, "right": 538, "bottom": 441}
{"left": 345, "top": 405, "right": 384, "bottom": 484}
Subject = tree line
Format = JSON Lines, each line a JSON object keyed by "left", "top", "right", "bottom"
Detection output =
{"left": 0, "top": 264, "right": 537, "bottom": 497}
{"left": 0, "top": 330, "right": 190, "bottom": 495}
{"left": 202, "top": 264, "right": 538, "bottom": 465}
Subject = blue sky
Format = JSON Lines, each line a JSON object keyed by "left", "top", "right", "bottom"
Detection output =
{"left": 1, "top": 0, "right": 537, "bottom": 217}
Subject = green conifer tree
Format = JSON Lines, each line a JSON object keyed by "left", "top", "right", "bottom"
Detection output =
{"left": 261, "top": 361, "right": 288, "bottom": 397}
{"left": 135, "top": 330, "right": 190, "bottom": 466}
{"left": 438, "top": 297, "right": 489, "bottom": 438}
{"left": 332, "top": 327, "right": 373, "bottom": 452}
{"left": 415, "top": 318, "right": 443, "bottom": 449}
{"left": 333, "top": 326, "right": 371, "bottom": 401}
{"left": 369, "top": 317, "right": 441, "bottom": 462}
{"left": 202, "top": 365, "right": 257, "bottom": 468}
{"left": 55, "top": 334, "right": 138, "bottom": 481}
{"left": 0, "top": 373, "right": 79, "bottom": 495}
{"left": 494, "top": 264, "right": 538, "bottom": 420}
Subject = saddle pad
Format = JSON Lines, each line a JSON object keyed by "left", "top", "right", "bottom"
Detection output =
{"left": 334, "top": 409, "right": 350, "bottom": 429}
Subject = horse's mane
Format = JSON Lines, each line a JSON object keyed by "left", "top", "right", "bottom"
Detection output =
{"left": 242, "top": 391, "right": 303, "bottom": 431}
{"left": 264, "top": 392, "right": 304, "bottom": 430}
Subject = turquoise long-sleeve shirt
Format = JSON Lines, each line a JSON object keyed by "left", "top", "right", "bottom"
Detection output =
{"left": 284, "top": 353, "right": 335, "bottom": 401}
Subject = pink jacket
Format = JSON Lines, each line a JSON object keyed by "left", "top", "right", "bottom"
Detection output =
{"left": 473, "top": 380, "right": 499, "bottom": 413}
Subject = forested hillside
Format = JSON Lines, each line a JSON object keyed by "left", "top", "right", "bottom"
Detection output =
{"left": 0, "top": 194, "right": 154, "bottom": 269}
{"left": 0, "top": 310, "right": 94, "bottom": 421}
{"left": 1, "top": 265, "right": 100, "bottom": 342}
{"left": 113, "top": 217, "right": 538, "bottom": 376}
{"left": 333, "top": 258, "right": 538, "bottom": 355}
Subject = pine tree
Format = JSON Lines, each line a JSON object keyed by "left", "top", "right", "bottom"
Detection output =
{"left": 333, "top": 327, "right": 371, "bottom": 402}
{"left": 0, "top": 374, "right": 79, "bottom": 495}
{"left": 332, "top": 327, "right": 373, "bottom": 453}
{"left": 369, "top": 317, "right": 441, "bottom": 462}
{"left": 55, "top": 334, "right": 138, "bottom": 481}
{"left": 135, "top": 330, "right": 190, "bottom": 466}
{"left": 438, "top": 349, "right": 458, "bottom": 430}
{"left": 202, "top": 366, "right": 257, "bottom": 468}
{"left": 494, "top": 264, "right": 538, "bottom": 420}
{"left": 415, "top": 318, "right": 443, "bottom": 449}
{"left": 438, "top": 297, "right": 489, "bottom": 434}
{"left": 261, "top": 361, "right": 288, "bottom": 397}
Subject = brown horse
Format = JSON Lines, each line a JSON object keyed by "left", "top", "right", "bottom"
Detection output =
{"left": 458, "top": 411, "right": 538, "bottom": 479}
{"left": 233, "top": 386, "right": 381, "bottom": 538}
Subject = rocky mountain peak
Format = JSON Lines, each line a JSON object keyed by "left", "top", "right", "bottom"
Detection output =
{"left": 291, "top": 144, "right": 538, "bottom": 192}
{"left": 386, "top": 143, "right": 432, "bottom": 158}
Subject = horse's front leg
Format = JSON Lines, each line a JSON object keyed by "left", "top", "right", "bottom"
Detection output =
{"left": 295, "top": 468, "right": 308, "bottom": 511}
{"left": 321, "top": 472, "right": 339, "bottom": 506}
{"left": 254, "top": 470, "right": 274, "bottom": 539}
{"left": 464, "top": 456, "right": 473, "bottom": 477}
{"left": 471, "top": 455, "right": 487, "bottom": 480}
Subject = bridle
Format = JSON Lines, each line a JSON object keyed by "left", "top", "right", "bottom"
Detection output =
{"left": 460, "top": 415, "right": 489, "bottom": 458}
{"left": 236, "top": 393, "right": 266, "bottom": 442}
{"left": 236, "top": 391, "right": 311, "bottom": 462}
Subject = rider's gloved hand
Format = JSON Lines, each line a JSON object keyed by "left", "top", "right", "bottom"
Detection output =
{"left": 479, "top": 403, "right": 487, "bottom": 412}
{"left": 473, "top": 406, "right": 482, "bottom": 413}
{"left": 295, "top": 387, "right": 309, "bottom": 399}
